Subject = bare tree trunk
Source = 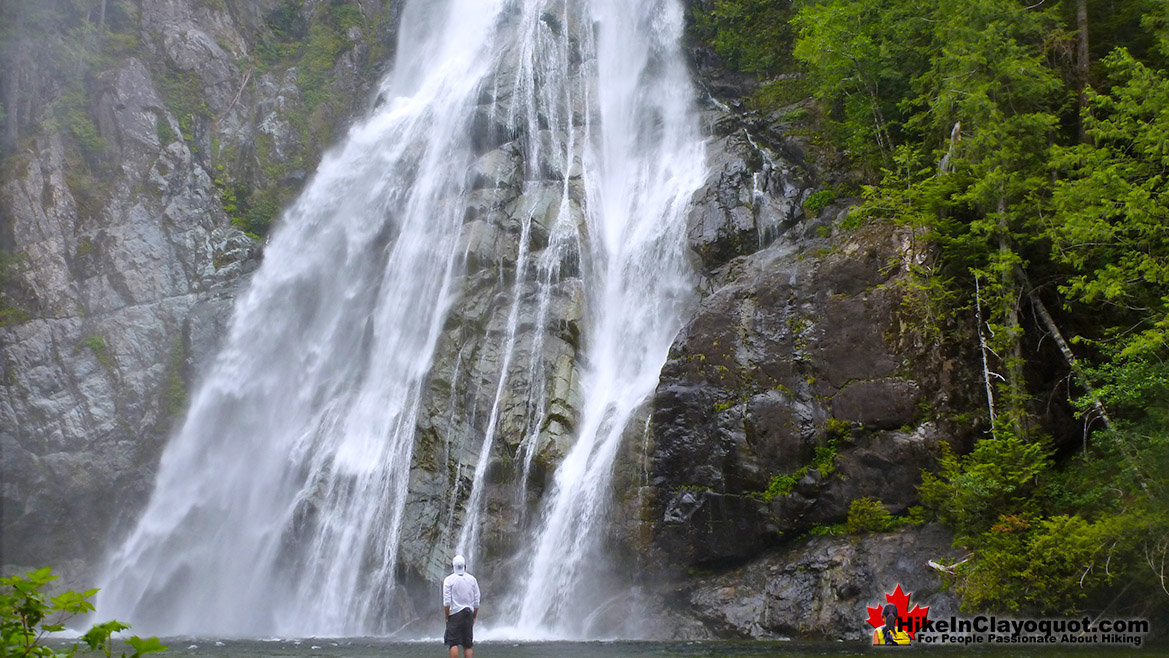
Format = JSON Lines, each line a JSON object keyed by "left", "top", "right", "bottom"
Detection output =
{"left": 1026, "top": 288, "right": 1151, "bottom": 493}
{"left": 1027, "top": 290, "right": 1111, "bottom": 431}
{"left": 1077, "top": 0, "right": 1090, "bottom": 144}
{"left": 99, "top": 0, "right": 108, "bottom": 32}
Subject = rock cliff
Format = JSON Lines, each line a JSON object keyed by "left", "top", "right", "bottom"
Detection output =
{"left": 0, "top": 0, "right": 399, "bottom": 585}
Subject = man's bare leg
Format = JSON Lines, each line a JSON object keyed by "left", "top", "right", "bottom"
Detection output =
{"left": 465, "top": 649, "right": 472, "bottom": 658}
{"left": 448, "top": 646, "right": 458, "bottom": 658}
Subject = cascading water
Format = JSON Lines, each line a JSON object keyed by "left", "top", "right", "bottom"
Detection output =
{"left": 99, "top": 0, "right": 704, "bottom": 639}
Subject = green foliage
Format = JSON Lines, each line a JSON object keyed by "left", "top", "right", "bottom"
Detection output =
{"left": 331, "top": 4, "right": 365, "bottom": 32}
{"left": 299, "top": 22, "right": 346, "bottom": 111}
{"left": 956, "top": 509, "right": 1159, "bottom": 614}
{"left": 809, "top": 522, "right": 846, "bottom": 536}
{"left": 785, "top": 0, "right": 1169, "bottom": 617}
{"left": 64, "top": 169, "right": 105, "bottom": 221}
{"left": 758, "top": 432, "right": 838, "bottom": 502}
{"left": 155, "top": 116, "right": 174, "bottom": 146}
{"left": 920, "top": 425, "right": 1169, "bottom": 613}
{"left": 919, "top": 432, "right": 1051, "bottom": 539}
{"left": 759, "top": 472, "right": 799, "bottom": 502}
{"left": 295, "top": 3, "right": 368, "bottom": 112}
{"left": 822, "top": 420, "right": 851, "bottom": 439}
{"left": 1049, "top": 47, "right": 1169, "bottom": 373}
{"left": 75, "top": 239, "right": 95, "bottom": 260}
{"left": 791, "top": 0, "right": 928, "bottom": 165}
{"left": 748, "top": 77, "right": 810, "bottom": 112}
{"left": 163, "top": 339, "right": 188, "bottom": 419}
{"left": 54, "top": 91, "right": 106, "bottom": 161}
{"left": 0, "top": 567, "right": 166, "bottom": 658}
{"left": 695, "top": 0, "right": 797, "bottom": 75}
{"left": 0, "top": 251, "right": 30, "bottom": 327}
{"left": 83, "top": 336, "right": 115, "bottom": 370}
{"left": 810, "top": 442, "right": 836, "bottom": 479}
{"left": 803, "top": 189, "right": 835, "bottom": 218}
{"left": 847, "top": 497, "right": 895, "bottom": 533}
{"left": 159, "top": 71, "right": 211, "bottom": 141}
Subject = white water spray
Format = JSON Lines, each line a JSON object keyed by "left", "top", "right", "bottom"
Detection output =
{"left": 99, "top": 0, "right": 704, "bottom": 639}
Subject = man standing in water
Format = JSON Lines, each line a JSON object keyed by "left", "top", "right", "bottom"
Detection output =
{"left": 443, "top": 555, "right": 480, "bottom": 658}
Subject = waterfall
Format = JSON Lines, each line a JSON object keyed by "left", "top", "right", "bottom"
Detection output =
{"left": 98, "top": 0, "right": 704, "bottom": 639}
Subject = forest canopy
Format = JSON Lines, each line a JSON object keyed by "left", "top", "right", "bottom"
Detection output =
{"left": 698, "top": 0, "right": 1169, "bottom": 619}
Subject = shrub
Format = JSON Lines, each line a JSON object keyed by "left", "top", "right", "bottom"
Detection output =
{"left": 1, "top": 567, "right": 166, "bottom": 658}
{"left": 803, "top": 189, "right": 836, "bottom": 217}
{"left": 847, "top": 496, "right": 895, "bottom": 533}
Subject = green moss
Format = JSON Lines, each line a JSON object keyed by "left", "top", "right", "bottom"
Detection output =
{"left": 299, "top": 22, "right": 346, "bottom": 111}
{"left": 840, "top": 207, "right": 866, "bottom": 231}
{"left": 84, "top": 335, "right": 115, "bottom": 370}
{"left": 159, "top": 70, "right": 211, "bottom": 141}
{"left": 786, "top": 315, "right": 809, "bottom": 336}
{"left": 809, "top": 522, "right": 847, "bottom": 536}
{"left": 64, "top": 169, "right": 104, "bottom": 220}
{"left": 824, "top": 417, "right": 851, "bottom": 441}
{"left": 75, "top": 238, "right": 96, "bottom": 259}
{"left": 164, "top": 339, "right": 188, "bottom": 418}
{"left": 236, "top": 190, "right": 282, "bottom": 237}
{"left": 104, "top": 31, "right": 141, "bottom": 57}
{"left": 759, "top": 472, "right": 800, "bottom": 501}
{"left": 757, "top": 431, "right": 839, "bottom": 502}
{"left": 54, "top": 91, "right": 107, "bottom": 160}
{"left": 0, "top": 252, "right": 30, "bottom": 327}
{"left": 156, "top": 115, "right": 175, "bottom": 145}
{"left": 749, "top": 77, "right": 811, "bottom": 112}
{"left": 215, "top": 177, "right": 239, "bottom": 216}
{"left": 0, "top": 306, "right": 30, "bottom": 327}
{"left": 331, "top": 4, "right": 365, "bottom": 31}
{"left": 811, "top": 443, "right": 837, "bottom": 478}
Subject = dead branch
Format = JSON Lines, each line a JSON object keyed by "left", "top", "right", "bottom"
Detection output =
{"left": 928, "top": 557, "right": 970, "bottom": 574}
{"left": 1028, "top": 289, "right": 1113, "bottom": 430}
{"left": 975, "top": 274, "right": 997, "bottom": 424}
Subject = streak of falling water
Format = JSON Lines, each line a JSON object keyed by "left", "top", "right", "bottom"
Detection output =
{"left": 499, "top": 0, "right": 706, "bottom": 639}
{"left": 97, "top": 0, "right": 704, "bottom": 639}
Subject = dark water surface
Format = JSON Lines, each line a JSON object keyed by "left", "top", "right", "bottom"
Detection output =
{"left": 138, "top": 638, "right": 1168, "bottom": 658}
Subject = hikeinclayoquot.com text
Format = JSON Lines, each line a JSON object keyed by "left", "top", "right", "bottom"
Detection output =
{"left": 908, "top": 616, "right": 1149, "bottom": 647}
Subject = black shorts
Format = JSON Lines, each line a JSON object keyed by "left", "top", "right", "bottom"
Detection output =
{"left": 444, "top": 608, "right": 474, "bottom": 648}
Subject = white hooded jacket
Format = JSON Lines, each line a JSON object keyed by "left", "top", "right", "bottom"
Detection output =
{"left": 442, "top": 555, "right": 480, "bottom": 615}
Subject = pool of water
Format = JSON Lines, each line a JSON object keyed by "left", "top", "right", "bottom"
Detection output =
{"left": 130, "top": 638, "right": 1167, "bottom": 658}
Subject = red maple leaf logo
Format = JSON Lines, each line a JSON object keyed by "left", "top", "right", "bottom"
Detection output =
{"left": 866, "top": 584, "right": 930, "bottom": 640}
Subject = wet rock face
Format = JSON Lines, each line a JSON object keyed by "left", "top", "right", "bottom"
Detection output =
{"left": 638, "top": 35, "right": 979, "bottom": 630}
{"left": 651, "top": 221, "right": 954, "bottom": 567}
{"left": 685, "top": 115, "right": 812, "bottom": 271}
{"left": 0, "top": 0, "right": 398, "bottom": 576}
{"left": 0, "top": 104, "right": 253, "bottom": 571}
{"left": 681, "top": 525, "right": 964, "bottom": 640}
